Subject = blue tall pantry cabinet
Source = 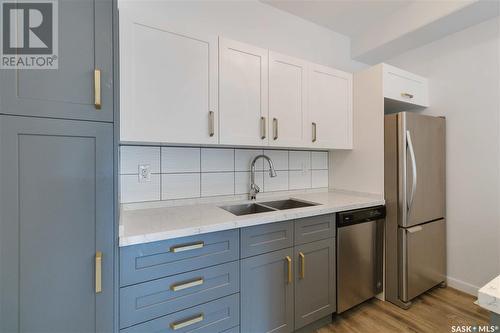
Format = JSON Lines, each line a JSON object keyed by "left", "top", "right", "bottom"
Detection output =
{"left": 0, "top": 0, "right": 116, "bottom": 332}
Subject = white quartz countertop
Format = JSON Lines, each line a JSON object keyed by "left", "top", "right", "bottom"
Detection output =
{"left": 477, "top": 275, "right": 500, "bottom": 314}
{"left": 119, "top": 190, "right": 384, "bottom": 247}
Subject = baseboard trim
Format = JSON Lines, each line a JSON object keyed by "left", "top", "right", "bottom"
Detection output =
{"left": 446, "top": 276, "right": 480, "bottom": 296}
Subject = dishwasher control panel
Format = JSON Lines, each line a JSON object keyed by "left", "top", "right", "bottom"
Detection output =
{"left": 337, "top": 206, "right": 386, "bottom": 227}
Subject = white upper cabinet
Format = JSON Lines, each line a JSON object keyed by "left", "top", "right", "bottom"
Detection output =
{"left": 219, "top": 38, "right": 268, "bottom": 146}
{"left": 119, "top": 12, "right": 353, "bottom": 150}
{"left": 307, "top": 64, "right": 353, "bottom": 149}
{"left": 268, "top": 52, "right": 308, "bottom": 147}
{"left": 383, "top": 63, "right": 429, "bottom": 109}
{"left": 119, "top": 10, "right": 218, "bottom": 144}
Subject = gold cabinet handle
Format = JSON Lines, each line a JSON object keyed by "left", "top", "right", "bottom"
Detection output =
{"left": 312, "top": 122, "right": 317, "bottom": 143}
{"left": 95, "top": 251, "right": 102, "bottom": 293}
{"left": 299, "top": 252, "right": 305, "bottom": 279}
{"left": 208, "top": 111, "right": 215, "bottom": 137}
{"left": 401, "top": 92, "right": 414, "bottom": 99}
{"left": 170, "top": 278, "right": 204, "bottom": 292}
{"left": 170, "top": 241, "right": 204, "bottom": 253}
{"left": 94, "top": 69, "right": 101, "bottom": 110}
{"left": 273, "top": 118, "right": 278, "bottom": 140}
{"left": 285, "top": 256, "right": 292, "bottom": 284}
{"left": 170, "top": 314, "right": 204, "bottom": 330}
{"left": 260, "top": 116, "right": 266, "bottom": 139}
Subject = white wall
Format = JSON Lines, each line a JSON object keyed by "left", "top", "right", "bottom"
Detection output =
{"left": 117, "top": 0, "right": 366, "bottom": 72}
{"left": 387, "top": 18, "right": 500, "bottom": 294}
{"left": 329, "top": 65, "right": 385, "bottom": 196}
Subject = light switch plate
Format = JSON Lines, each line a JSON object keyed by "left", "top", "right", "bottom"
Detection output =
{"left": 138, "top": 164, "right": 151, "bottom": 182}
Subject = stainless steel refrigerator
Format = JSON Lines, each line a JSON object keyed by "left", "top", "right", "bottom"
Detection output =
{"left": 384, "top": 112, "right": 446, "bottom": 309}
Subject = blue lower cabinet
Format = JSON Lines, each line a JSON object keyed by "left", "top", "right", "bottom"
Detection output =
{"left": 120, "top": 294, "right": 240, "bottom": 333}
{"left": 0, "top": 116, "right": 114, "bottom": 332}
{"left": 120, "top": 229, "right": 239, "bottom": 287}
{"left": 222, "top": 326, "right": 240, "bottom": 333}
{"left": 120, "top": 261, "right": 240, "bottom": 329}
{"left": 241, "top": 248, "right": 294, "bottom": 333}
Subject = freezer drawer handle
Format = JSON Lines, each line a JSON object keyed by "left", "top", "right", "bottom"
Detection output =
{"left": 407, "top": 226, "right": 423, "bottom": 233}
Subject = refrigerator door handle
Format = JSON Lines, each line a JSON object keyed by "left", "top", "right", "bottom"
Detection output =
{"left": 406, "top": 130, "right": 417, "bottom": 212}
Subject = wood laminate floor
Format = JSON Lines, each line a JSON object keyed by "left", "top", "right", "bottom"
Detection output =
{"left": 318, "top": 287, "right": 489, "bottom": 333}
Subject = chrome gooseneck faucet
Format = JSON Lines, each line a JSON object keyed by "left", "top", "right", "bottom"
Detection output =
{"left": 250, "top": 155, "right": 277, "bottom": 200}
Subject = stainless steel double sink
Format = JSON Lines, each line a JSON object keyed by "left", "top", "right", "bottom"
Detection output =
{"left": 220, "top": 199, "right": 319, "bottom": 216}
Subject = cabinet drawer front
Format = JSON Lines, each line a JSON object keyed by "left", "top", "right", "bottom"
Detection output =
{"left": 294, "top": 214, "right": 335, "bottom": 245}
{"left": 222, "top": 326, "right": 239, "bottom": 333}
{"left": 120, "top": 261, "right": 240, "bottom": 329}
{"left": 120, "top": 230, "right": 239, "bottom": 286}
{"left": 383, "top": 65, "right": 429, "bottom": 107}
{"left": 241, "top": 221, "right": 294, "bottom": 258}
{"left": 121, "top": 294, "right": 240, "bottom": 333}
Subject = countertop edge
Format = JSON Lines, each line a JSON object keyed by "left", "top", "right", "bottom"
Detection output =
{"left": 477, "top": 275, "right": 500, "bottom": 315}
{"left": 119, "top": 198, "right": 385, "bottom": 247}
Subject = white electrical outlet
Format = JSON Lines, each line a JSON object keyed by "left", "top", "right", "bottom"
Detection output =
{"left": 138, "top": 164, "right": 151, "bottom": 183}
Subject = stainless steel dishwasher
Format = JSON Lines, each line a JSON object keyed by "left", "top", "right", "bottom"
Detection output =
{"left": 336, "top": 206, "right": 385, "bottom": 313}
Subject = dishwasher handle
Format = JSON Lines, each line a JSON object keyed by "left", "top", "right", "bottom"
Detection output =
{"left": 336, "top": 206, "right": 386, "bottom": 227}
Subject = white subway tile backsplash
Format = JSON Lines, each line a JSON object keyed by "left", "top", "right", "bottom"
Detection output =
{"left": 235, "top": 149, "right": 264, "bottom": 171}
{"left": 289, "top": 151, "right": 311, "bottom": 171}
{"left": 162, "top": 173, "right": 201, "bottom": 200}
{"left": 312, "top": 170, "right": 329, "bottom": 188}
{"left": 311, "top": 151, "right": 328, "bottom": 170}
{"left": 264, "top": 150, "right": 288, "bottom": 170}
{"left": 120, "top": 146, "right": 160, "bottom": 174}
{"left": 162, "top": 147, "right": 200, "bottom": 173}
{"left": 201, "top": 172, "right": 235, "bottom": 197}
{"left": 235, "top": 171, "right": 264, "bottom": 194}
{"left": 120, "top": 174, "right": 160, "bottom": 203}
{"left": 201, "top": 148, "right": 234, "bottom": 172}
{"left": 289, "top": 170, "right": 312, "bottom": 190}
{"left": 264, "top": 170, "right": 289, "bottom": 192}
{"left": 120, "top": 145, "right": 329, "bottom": 203}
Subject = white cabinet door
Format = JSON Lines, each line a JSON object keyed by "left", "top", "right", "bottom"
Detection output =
{"left": 383, "top": 63, "right": 429, "bottom": 108}
{"left": 268, "top": 51, "right": 307, "bottom": 147}
{"left": 219, "top": 38, "right": 268, "bottom": 146}
{"left": 119, "top": 10, "right": 218, "bottom": 144}
{"left": 308, "top": 64, "right": 352, "bottom": 149}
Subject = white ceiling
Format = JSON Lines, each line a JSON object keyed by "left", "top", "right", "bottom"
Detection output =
{"left": 261, "top": 0, "right": 413, "bottom": 37}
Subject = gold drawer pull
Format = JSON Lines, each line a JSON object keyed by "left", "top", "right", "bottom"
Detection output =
{"left": 170, "top": 241, "right": 204, "bottom": 253}
{"left": 170, "top": 278, "right": 204, "bottom": 292}
{"left": 273, "top": 118, "right": 279, "bottom": 140}
{"left": 312, "top": 122, "right": 317, "bottom": 143}
{"left": 299, "top": 252, "right": 305, "bottom": 279}
{"left": 94, "top": 69, "right": 101, "bottom": 110}
{"left": 285, "top": 256, "right": 292, "bottom": 284}
{"left": 208, "top": 111, "right": 215, "bottom": 137}
{"left": 401, "top": 92, "right": 414, "bottom": 99}
{"left": 95, "top": 251, "right": 102, "bottom": 293}
{"left": 170, "top": 314, "right": 204, "bottom": 330}
{"left": 260, "top": 116, "right": 266, "bottom": 139}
